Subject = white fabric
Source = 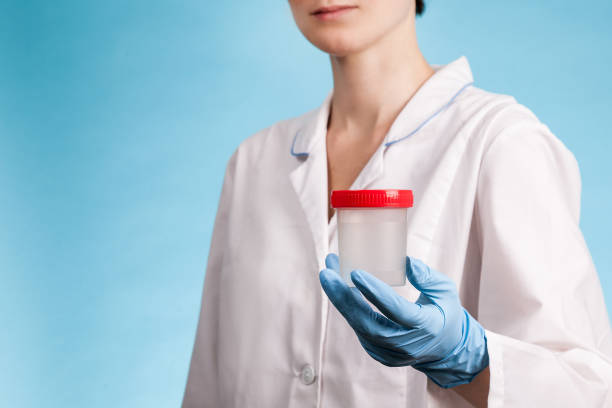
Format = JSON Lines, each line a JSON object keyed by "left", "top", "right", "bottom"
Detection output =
{"left": 182, "top": 56, "right": 612, "bottom": 407}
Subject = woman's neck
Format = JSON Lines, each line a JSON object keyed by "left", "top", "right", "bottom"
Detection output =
{"left": 327, "top": 18, "right": 434, "bottom": 138}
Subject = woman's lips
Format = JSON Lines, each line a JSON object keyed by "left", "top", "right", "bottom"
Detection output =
{"left": 311, "top": 5, "right": 358, "bottom": 21}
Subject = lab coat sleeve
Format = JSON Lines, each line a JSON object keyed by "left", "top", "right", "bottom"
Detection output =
{"left": 182, "top": 150, "right": 238, "bottom": 408}
{"left": 475, "top": 110, "right": 612, "bottom": 407}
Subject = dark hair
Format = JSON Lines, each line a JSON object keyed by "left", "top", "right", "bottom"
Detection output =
{"left": 416, "top": 0, "right": 425, "bottom": 16}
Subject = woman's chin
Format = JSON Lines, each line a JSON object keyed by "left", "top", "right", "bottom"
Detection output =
{"left": 309, "top": 34, "right": 368, "bottom": 57}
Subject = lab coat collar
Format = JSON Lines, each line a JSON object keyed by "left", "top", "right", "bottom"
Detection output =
{"left": 290, "top": 55, "right": 475, "bottom": 157}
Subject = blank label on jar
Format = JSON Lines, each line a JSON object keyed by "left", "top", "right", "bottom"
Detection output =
{"left": 338, "top": 220, "right": 407, "bottom": 287}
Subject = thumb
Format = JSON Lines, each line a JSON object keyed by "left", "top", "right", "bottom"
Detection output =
{"left": 406, "top": 256, "right": 457, "bottom": 302}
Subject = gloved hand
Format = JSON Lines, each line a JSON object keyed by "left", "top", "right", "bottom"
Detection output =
{"left": 319, "top": 253, "right": 489, "bottom": 388}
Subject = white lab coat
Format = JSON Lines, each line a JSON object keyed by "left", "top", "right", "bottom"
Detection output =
{"left": 183, "top": 56, "right": 612, "bottom": 407}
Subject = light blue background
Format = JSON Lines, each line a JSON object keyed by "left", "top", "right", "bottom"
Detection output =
{"left": 1, "top": 1, "right": 610, "bottom": 406}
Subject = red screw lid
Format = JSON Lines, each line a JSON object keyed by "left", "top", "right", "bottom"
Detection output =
{"left": 331, "top": 189, "right": 413, "bottom": 208}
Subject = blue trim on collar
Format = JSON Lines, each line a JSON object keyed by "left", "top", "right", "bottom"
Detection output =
{"left": 384, "top": 81, "right": 474, "bottom": 147}
{"left": 289, "top": 80, "right": 474, "bottom": 157}
{"left": 290, "top": 130, "right": 309, "bottom": 157}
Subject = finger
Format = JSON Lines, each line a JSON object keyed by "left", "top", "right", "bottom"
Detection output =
{"left": 325, "top": 253, "right": 340, "bottom": 272}
{"left": 350, "top": 269, "right": 424, "bottom": 328}
{"left": 406, "top": 256, "right": 457, "bottom": 302}
{"left": 319, "top": 268, "right": 398, "bottom": 338}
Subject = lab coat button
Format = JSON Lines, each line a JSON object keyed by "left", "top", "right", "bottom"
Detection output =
{"left": 300, "top": 365, "right": 316, "bottom": 385}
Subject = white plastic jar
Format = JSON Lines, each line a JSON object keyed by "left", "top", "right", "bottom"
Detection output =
{"left": 331, "top": 189, "right": 414, "bottom": 287}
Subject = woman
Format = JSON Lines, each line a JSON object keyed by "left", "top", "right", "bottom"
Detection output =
{"left": 183, "top": 1, "right": 612, "bottom": 406}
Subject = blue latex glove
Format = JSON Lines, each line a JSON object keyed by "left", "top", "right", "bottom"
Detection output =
{"left": 319, "top": 253, "right": 489, "bottom": 388}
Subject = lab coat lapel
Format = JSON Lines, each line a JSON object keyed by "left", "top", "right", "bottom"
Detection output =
{"left": 289, "top": 92, "right": 333, "bottom": 270}
{"left": 289, "top": 152, "right": 328, "bottom": 270}
{"left": 369, "top": 56, "right": 475, "bottom": 263}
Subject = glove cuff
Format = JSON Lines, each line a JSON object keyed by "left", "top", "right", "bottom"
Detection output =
{"left": 413, "top": 309, "right": 489, "bottom": 389}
